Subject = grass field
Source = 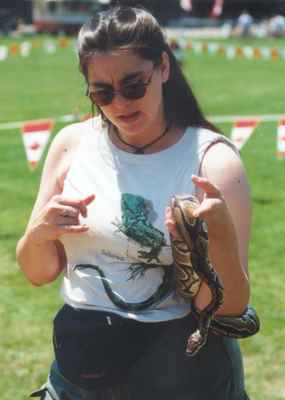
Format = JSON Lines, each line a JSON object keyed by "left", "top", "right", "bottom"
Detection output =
{"left": 0, "top": 34, "right": 285, "bottom": 399}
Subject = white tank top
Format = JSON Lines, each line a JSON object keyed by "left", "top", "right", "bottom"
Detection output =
{"left": 59, "top": 117, "right": 233, "bottom": 322}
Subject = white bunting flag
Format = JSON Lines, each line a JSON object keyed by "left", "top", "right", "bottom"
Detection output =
{"left": 20, "top": 41, "right": 32, "bottom": 57}
{"left": 21, "top": 120, "right": 54, "bottom": 170}
{"left": 243, "top": 46, "right": 254, "bottom": 59}
{"left": 226, "top": 45, "right": 236, "bottom": 59}
{"left": 260, "top": 47, "right": 270, "bottom": 59}
{"left": 192, "top": 41, "right": 203, "bottom": 53}
{"left": 44, "top": 40, "right": 57, "bottom": 54}
{"left": 277, "top": 118, "right": 285, "bottom": 159}
{"left": 230, "top": 119, "right": 258, "bottom": 150}
{"left": 0, "top": 45, "right": 8, "bottom": 61}
{"left": 208, "top": 42, "right": 219, "bottom": 55}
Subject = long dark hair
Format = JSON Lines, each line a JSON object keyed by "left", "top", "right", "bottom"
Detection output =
{"left": 77, "top": 5, "right": 217, "bottom": 131}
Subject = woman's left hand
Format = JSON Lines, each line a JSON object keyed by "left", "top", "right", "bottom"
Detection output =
{"left": 165, "top": 175, "right": 236, "bottom": 241}
{"left": 190, "top": 175, "right": 236, "bottom": 242}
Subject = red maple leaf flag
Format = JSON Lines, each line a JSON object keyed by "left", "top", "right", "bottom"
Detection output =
{"left": 180, "top": 0, "right": 192, "bottom": 12}
{"left": 277, "top": 118, "right": 285, "bottom": 159}
{"left": 230, "top": 119, "right": 259, "bottom": 150}
{"left": 210, "top": 0, "right": 224, "bottom": 18}
{"left": 21, "top": 120, "right": 54, "bottom": 170}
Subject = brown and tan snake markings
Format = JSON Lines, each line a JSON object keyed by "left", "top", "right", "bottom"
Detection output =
{"left": 170, "top": 194, "right": 260, "bottom": 357}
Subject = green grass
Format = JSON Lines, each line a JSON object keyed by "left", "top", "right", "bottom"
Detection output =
{"left": 1, "top": 35, "right": 285, "bottom": 399}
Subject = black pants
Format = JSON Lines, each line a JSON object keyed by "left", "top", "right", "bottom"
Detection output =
{"left": 31, "top": 304, "right": 250, "bottom": 400}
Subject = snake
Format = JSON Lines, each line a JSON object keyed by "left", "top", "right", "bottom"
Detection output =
{"left": 170, "top": 194, "right": 260, "bottom": 357}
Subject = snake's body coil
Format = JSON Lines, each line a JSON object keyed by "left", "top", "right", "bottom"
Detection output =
{"left": 170, "top": 194, "right": 260, "bottom": 356}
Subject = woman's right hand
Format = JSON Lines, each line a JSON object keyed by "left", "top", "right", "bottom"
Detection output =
{"left": 27, "top": 194, "right": 95, "bottom": 245}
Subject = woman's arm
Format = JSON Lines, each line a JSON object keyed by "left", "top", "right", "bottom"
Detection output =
{"left": 16, "top": 124, "right": 94, "bottom": 286}
{"left": 193, "top": 141, "right": 251, "bottom": 316}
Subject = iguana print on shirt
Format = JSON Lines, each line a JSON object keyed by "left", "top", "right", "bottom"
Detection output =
{"left": 74, "top": 193, "right": 174, "bottom": 311}
{"left": 117, "top": 193, "right": 166, "bottom": 267}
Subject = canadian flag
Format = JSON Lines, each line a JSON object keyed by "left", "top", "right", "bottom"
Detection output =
{"left": 210, "top": 0, "right": 224, "bottom": 18}
{"left": 230, "top": 119, "right": 259, "bottom": 150}
{"left": 180, "top": 0, "right": 192, "bottom": 12}
{"left": 277, "top": 118, "right": 285, "bottom": 159}
{"left": 21, "top": 120, "right": 54, "bottom": 170}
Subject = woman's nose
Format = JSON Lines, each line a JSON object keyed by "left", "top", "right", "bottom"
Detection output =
{"left": 112, "top": 92, "right": 132, "bottom": 107}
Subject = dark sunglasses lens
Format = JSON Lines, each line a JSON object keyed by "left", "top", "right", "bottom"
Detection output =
{"left": 90, "top": 90, "right": 114, "bottom": 106}
{"left": 89, "top": 82, "right": 147, "bottom": 105}
{"left": 122, "top": 83, "right": 147, "bottom": 100}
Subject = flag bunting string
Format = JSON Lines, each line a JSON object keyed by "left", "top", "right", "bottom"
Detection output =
{"left": 169, "top": 37, "right": 285, "bottom": 62}
{"left": 1, "top": 36, "right": 285, "bottom": 62}
{"left": 12, "top": 114, "right": 285, "bottom": 170}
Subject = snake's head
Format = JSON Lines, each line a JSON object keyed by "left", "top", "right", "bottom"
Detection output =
{"left": 171, "top": 194, "right": 200, "bottom": 224}
{"left": 171, "top": 195, "right": 208, "bottom": 241}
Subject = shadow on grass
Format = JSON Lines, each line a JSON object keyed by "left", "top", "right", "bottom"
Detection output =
{"left": 252, "top": 196, "right": 280, "bottom": 205}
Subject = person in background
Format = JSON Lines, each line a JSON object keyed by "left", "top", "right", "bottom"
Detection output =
{"left": 234, "top": 10, "right": 254, "bottom": 37}
{"left": 17, "top": 5, "right": 252, "bottom": 400}
{"left": 268, "top": 14, "right": 285, "bottom": 38}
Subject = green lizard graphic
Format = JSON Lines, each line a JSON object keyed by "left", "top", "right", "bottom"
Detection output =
{"left": 118, "top": 193, "right": 166, "bottom": 263}
{"left": 74, "top": 193, "right": 174, "bottom": 311}
{"left": 74, "top": 264, "right": 173, "bottom": 312}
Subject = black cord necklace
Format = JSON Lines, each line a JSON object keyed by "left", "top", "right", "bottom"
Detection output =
{"left": 113, "top": 123, "right": 171, "bottom": 154}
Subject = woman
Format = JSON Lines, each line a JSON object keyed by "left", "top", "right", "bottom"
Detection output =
{"left": 17, "top": 5, "right": 252, "bottom": 400}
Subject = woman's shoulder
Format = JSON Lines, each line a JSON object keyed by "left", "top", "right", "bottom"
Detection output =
{"left": 47, "top": 122, "right": 85, "bottom": 170}
{"left": 189, "top": 126, "right": 239, "bottom": 159}
{"left": 53, "top": 116, "right": 100, "bottom": 148}
{"left": 43, "top": 117, "right": 101, "bottom": 190}
{"left": 50, "top": 116, "right": 101, "bottom": 161}
{"left": 198, "top": 128, "right": 246, "bottom": 185}
{"left": 193, "top": 126, "right": 226, "bottom": 144}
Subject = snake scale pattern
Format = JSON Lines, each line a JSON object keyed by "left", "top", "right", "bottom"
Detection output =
{"left": 170, "top": 194, "right": 260, "bottom": 357}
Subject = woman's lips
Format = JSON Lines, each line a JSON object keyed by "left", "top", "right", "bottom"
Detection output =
{"left": 118, "top": 111, "right": 140, "bottom": 123}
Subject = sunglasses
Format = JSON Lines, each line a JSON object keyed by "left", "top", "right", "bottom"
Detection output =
{"left": 87, "top": 67, "right": 155, "bottom": 107}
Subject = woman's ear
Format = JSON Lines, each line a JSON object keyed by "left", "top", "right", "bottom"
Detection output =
{"left": 160, "top": 51, "right": 170, "bottom": 83}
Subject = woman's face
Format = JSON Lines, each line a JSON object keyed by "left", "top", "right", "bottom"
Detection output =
{"left": 86, "top": 49, "right": 169, "bottom": 138}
